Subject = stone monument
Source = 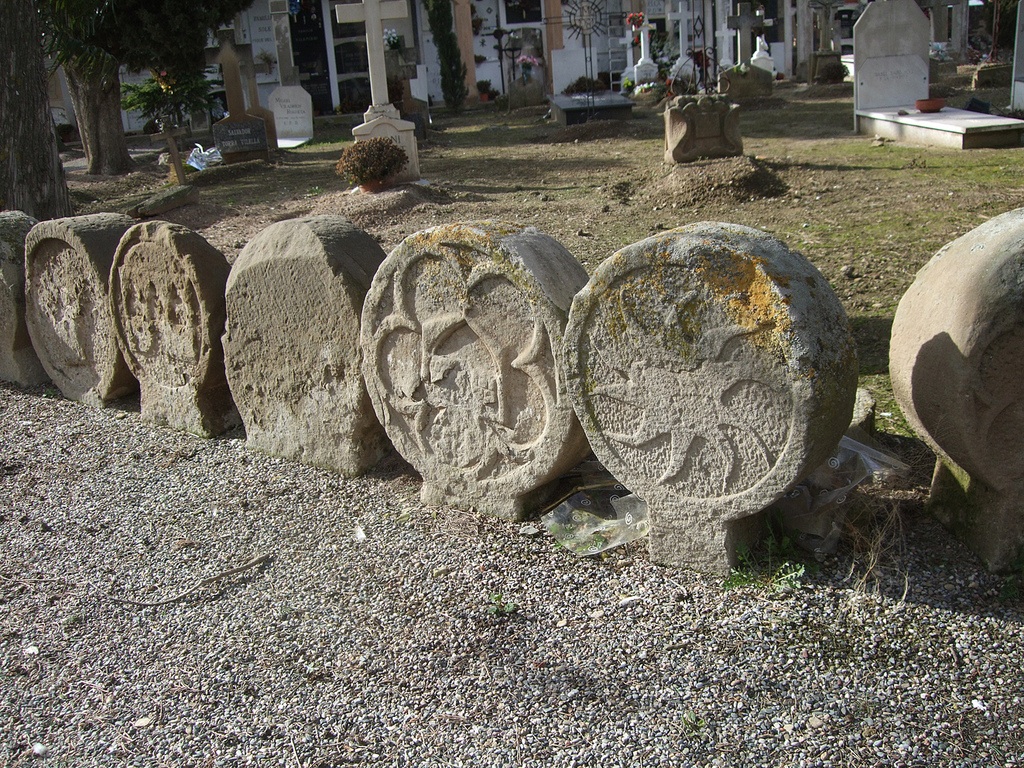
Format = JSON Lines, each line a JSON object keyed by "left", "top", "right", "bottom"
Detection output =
{"left": 633, "top": 21, "right": 660, "bottom": 85}
{"left": 564, "top": 223, "right": 858, "bottom": 573}
{"left": 212, "top": 30, "right": 271, "bottom": 164}
{"left": 24, "top": 214, "right": 138, "bottom": 406}
{"left": 889, "top": 208, "right": 1024, "bottom": 573}
{"left": 268, "top": 85, "right": 314, "bottom": 147}
{"left": 0, "top": 212, "right": 48, "bottom": 387}
{"left": 109, "top": 221, "right": 236, "bottom": 437}
{"left": 1014, "top": 2, "right": 1024, "bottom": 111}
{"left": 224, "top": 216, "right": 390, "bottom": 477}
{"left": 336, "top": 0, "right": 420, "bottom": 182}
{"left": 360, "top": 221, "right": 592, "bottom": 519}
{"left": 664, "top": 94, "right": 743, "bottom": 163}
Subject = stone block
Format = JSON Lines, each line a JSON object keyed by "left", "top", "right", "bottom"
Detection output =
{"left": 224, "top": 216, "right": 390, "bottom": 476}
{"left": 109, "top": 221, "right": 236, "bottom": 437}
{"left": 564, "top": 223, "right": 858, "bottom": 573}
{"left": 890, "top": 207, "right": 1024, "bottom": 572}
{"left": 0, "top": 212, "right": 48, "bottom": 387}
{"left": 664, "top": 95, "right": 743, "bottom": 164}
{"left": 361, "top": 221, "right": 592, "bottom": 519}
{"left": 720, "top": 64, "right": 774, "bottom": 98}
{"left": 25, "top": 214, "right": 138, "bottom": 406}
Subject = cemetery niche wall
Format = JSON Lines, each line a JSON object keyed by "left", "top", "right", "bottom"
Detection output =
{"left": 223, "top": 216, "right": 390, "bottom": 478}
{"left": 890, "top": 207, "right": 1024, "bottom": 573}
{"left": 360, "top": 221, "right": 592, "bottom": 520}
{"left": 564, "top": 223, "right": 858, "bottom": 574}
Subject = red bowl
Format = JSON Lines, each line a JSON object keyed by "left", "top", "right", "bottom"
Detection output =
{"left": 915, "top": 98, "right": 945, "bottom": 113}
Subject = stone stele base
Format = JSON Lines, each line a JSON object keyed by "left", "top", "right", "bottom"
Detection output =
{"left": 0, "top": 212, "right": 48, "bottom": 387}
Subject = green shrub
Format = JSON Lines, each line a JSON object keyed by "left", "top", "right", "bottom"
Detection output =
{"left": 815, "top": 60, "right": 849, "bottom": 85}
{"left": 121, "top": 69, "right": 215, "bottom": 127}
{"left": 563, "top": 76, "right": 607, "bottom": 95}
{"left": 335, "top": 137, "right": 408, "bottom": 187}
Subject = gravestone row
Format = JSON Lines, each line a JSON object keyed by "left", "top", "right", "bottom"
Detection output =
{"left": 3, "top": 209, "right": 1023, "bottom": 575}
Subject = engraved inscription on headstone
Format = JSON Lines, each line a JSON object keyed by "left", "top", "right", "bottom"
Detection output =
{"left": 212, "top": 118, "right": 269, "bottom": 155}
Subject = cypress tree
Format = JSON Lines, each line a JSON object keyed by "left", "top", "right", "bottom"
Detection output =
{"left": 424, "top": 0, "right": 467, "bottom": 110}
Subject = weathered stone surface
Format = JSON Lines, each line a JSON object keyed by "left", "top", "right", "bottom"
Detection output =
{"left": 361, "top": 221, "right": 592, "bottom": 519}
{"left": 890, "top": 207, "right": 1024, "bottom": 572}
{"left": 25, "top": 214, "right": 138, "bottom": 406}
{"left": 664, "top": 95, "right": 743, "bottom": 164}
{"left": 110, "top": 221, "right": 236, "bottom": 436}
{"left": 565, "top": 223, "right": 858, "bottom": 573}
{"left": 0, "top": 212, "right": 48, "bottom": 387}
{"left": 224, "top": 216, "right": 389, "bottom": 475}
{"left": 128, "top": 184, "right": 200, "bottom": 218}
{"left": 719, "top": 63, "right": 773, "bottom": 98}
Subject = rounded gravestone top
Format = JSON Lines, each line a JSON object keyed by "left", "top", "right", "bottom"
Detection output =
{"left": 565, "top": 222, "right": 857, "bottom": 517}
{"left": 360, "top": 220, "right": 591, "bottom": 517}
{"left": 24, "top": 214, "right": 137, "bottom": 405}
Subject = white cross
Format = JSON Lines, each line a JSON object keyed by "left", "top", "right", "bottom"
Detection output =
{"left": 665, "top": 0, "right": 690, "bottom": 55}
{"left": 336, "top": 0, "right": 409, "bottom": 108}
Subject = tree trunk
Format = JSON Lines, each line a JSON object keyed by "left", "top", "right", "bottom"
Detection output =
{"left": 0, "top": 0, "right": 72, "bottom": 219}
{"left": 64, "top": 64, "right": 134, "bottom": 176}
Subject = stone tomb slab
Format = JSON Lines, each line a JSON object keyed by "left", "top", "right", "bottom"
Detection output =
{"left": 852, "top": 0, "right": 1024, "bottom": 148}
{"left": 0, "top": 212, "right": 47, "bottom": 387}
{"left": 549, "top": 93, "right": 635, "bottom": 127}
{"left": 360, "top": 221, "right": 592, "bottom": 519}
{"left": 564, "top": 223, "right": 858, "bottom": 574}
{"left": 890, "top": 207, "right": 1024, "bottom": 573}
{"left": 224, "top": 216, "right": 390, "bottom": 476}
{"left": 25, "top": 214, "right": 138, "bottom": 406}
{"left": 268, "top": 85, "right": 314, "bottom": 148}
{"left": 110, "top": 221, "right": 237, "bottom": 437}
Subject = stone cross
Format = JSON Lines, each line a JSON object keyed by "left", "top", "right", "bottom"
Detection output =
{"left": 634, "top": 22, "right": 660, "bottom": 84}
{"left": 216, "top": 30, "right": 249, "bottom": 119}
{"left": 151, "top": 125, "right": 187, "bottom": 185}
{"left": 616, "top": 29, "right": 637, "bottom": 83}
{"left": 666, "top": 0, "right": 690, "bottom": 57}
{"left": 727, "top": 2, "right": 763, "bottom": 65}
{"left": 336, "top": 0, "right": 410, "bottom": 109}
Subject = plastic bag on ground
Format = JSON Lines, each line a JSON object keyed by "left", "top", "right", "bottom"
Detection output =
{"left": 773, "top": 435, "right": 909, "bottom": 558}
{"left": 540, "top": 462, "right": 649, "bottom": 556}
{"left": 185, "top": 144, "right": 223, "bottom": 171}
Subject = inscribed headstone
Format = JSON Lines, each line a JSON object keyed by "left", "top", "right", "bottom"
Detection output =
{"left": 0, "top": 212, "right": 48, "bottom": 386}
{"left": 564, "top": 223, "right": 858, "bottom": 573}
{"left": 224, "top": 216, "right": 390, "bottom": 477}
{"left": 109, "top": 221, "right": 236, "bottom": 437}
{"left": 853, "top": 0, "right": 929, "bottom": 111}
{"left": 269, "top": 86, "right": 314, "bottom": 147}
{"left": 24, "top": 215, "right": 138, "bottom": 406}
{"left": 360, "top": 221, "right": 592, "bottom": 519}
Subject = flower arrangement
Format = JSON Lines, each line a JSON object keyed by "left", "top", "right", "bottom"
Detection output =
{"left": 625, "top": 11, "right": 645, "bottom": 28}
{"left": 336, "top": 137, "right": 408, "bottom": 190}
{"left": 516, "top": 54, "right": 541, "bottom": 68}
{"left": 383, "top": 28, "right": 401, "bottom": 49}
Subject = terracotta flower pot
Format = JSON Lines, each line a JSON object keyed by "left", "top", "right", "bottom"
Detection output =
{"left": 915, "top": 98, "right": 945, "bottom": 113}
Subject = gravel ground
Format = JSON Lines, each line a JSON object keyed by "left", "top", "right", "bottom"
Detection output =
{"left": 2, "top": 381, "right": 1023, "bottom": 767}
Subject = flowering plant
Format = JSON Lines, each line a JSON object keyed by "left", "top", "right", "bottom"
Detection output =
{"left": 383, "top": 28, "right": 401, "bottom": 49}
{"left": 625, "top": 11, "right": 645, "bottom": 28}
{"left": 516, "top": 54, "right": 541, "bottom": 67}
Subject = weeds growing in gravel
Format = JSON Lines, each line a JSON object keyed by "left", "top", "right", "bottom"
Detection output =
{"left": 486, "top": 593, "right": 518, "bottom": 617}
{"left": 723, "top": 529, "right": 808, "bottom": 592}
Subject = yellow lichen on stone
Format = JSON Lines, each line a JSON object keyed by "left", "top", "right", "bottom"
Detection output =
{"left": 696, "top": 247, "right": 792, "bottom": 361}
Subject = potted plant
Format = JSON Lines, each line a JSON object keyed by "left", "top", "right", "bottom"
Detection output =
{"left": 335, "top": 137, "right": 408, "bottom": 193}
{"left": 477, "top": 79, "right": 492, "bottom": 101}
